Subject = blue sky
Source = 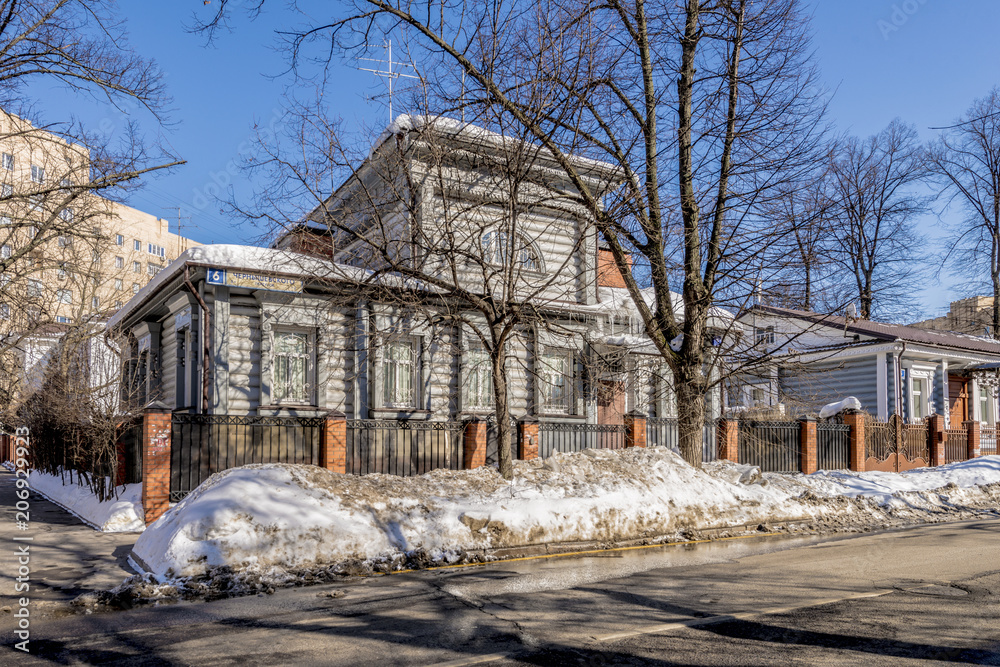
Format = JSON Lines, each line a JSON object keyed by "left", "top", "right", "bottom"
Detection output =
{"left": 22, "top": 0, "right": 1000, "bottom": 319}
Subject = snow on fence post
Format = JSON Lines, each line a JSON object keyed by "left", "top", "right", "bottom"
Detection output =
{"left": 843, "top": 410, "right": 866, "bottom": 472}
{"left": 964, "top": 420, "right": 981, "bottom": 460}
{"left": 463, "top": 419, "right": 488, "bottom": 469}
{"left": 717, "top": 419, "right": 739, "bottom": 463}
{"left": 320, "top": 410, "right": 347, "bottom": 474}
{"left": 623, "top": 411, "right": 647, "bottom": 449}
{"left": 519, "top": 417, "right": 539, "bottom": 461}
{"left": 799, "top": 417, "right": 817, "bottom": 474}
{"left": 927, "top": 414, "right": 946, "bottom": 466}
{"left": 142, "top": 401, "right": 173, "bottom": 525}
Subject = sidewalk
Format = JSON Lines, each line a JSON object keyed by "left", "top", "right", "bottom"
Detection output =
{"left": 0, "top": 469, "right": 138, "bottom": 620}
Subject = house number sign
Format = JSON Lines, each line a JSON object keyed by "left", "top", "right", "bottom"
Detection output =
{"left": 206, "top": 268, "right": 303, "bottom": 293}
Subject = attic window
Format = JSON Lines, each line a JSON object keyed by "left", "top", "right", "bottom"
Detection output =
{"left": 755, "top": 326, "right": 775, "bottom": 346}
{"left": 481, "top": 230, "right": 542, "bottom": 272}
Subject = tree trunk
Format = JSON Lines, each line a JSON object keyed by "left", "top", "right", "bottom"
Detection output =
{"left": 675, "top": 369, "right": 706, "bottom": 467}
{"left": 491, "top": 344, "right": 514, "bottom": 480}
{"left": 992, "top": 231, "right": 1000, "bottom": 339}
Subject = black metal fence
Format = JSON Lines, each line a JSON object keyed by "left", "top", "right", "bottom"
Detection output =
{"left": 738, "top": 421, "right": 801, "bottom": 472}
{"left": 117, "top": 420, "right": 143, "bottom": 485}
{"left": 537, "top": 422, "right": 626, "bottom": 458}
{"left": 816, "top": 423, "right": 850, "bottom": 470}
{"left": 645, "top": 417, "right": 718, "bottom": 462}
{"left": 170, "top": 414, "right": 324, "bottom": 502}
{"left": 945, "top": 428, "right": 969, "bottom": 464}
{"left": 346, "top": 420, "right": 464, "bottom": 476}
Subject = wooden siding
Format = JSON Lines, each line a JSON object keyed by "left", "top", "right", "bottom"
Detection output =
{"left": 159, "top": 311, "right": 177, "bottom": 408}
{"left": 778, "top": 356, "right": 880, "bottom": 414}
{"left": 227, "top": 293, "right": 261, "bottom": 414}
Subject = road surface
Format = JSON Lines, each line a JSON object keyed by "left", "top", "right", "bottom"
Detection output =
{"left": 4, "top": 519, "right": 1000, "bottom": 665}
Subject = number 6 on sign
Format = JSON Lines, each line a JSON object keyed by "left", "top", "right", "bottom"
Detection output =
{"left": 207, "top": 269, "right": 226, "bottom": 285}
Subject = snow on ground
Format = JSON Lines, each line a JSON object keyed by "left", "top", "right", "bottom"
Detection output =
{"left": 27, "top": 469, "right": 145, "bottom": 533}
{"left": 130, "top": 449, "right": 1000, "bottom": 590}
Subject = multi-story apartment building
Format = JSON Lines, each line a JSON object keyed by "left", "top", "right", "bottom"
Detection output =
{"left": 0, "top": 110, "right": 199, "bottom": 329}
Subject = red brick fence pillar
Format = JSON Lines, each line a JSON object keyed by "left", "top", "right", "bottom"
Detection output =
{"left": 463, "top": 419, "right": 488, "bottom": 469}
{"left": 141, "top": 401, "right": 172, "bottom": 526}
{"left": 717, "top": 418, "right": 739, "bottom": 463}
{"left": 843, "top": 410, "right": 866, "bottom": 472}
{"left": 964, "top": 420, "right": 981, "bottom": 460}
{"left": 928, "top": 413, "right": 946, "bottom": 466}
{"left": 800, "top": 417, "right": 818, "bottom": 474}
{"left": 623, "top": 411, "right": 647, "bottom": 449}
{"left": 519, "top": 417, "right": 539, "bottom": 461}
{"left": 320, "top": 410, "right": 347, "bottom": 474}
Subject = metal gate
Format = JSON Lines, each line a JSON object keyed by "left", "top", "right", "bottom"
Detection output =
{"left": 864, "top": 415, "right": 929, "bottom": 472}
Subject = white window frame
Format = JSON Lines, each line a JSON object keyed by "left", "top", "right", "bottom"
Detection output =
{"left": 114, "top": 278, "right": 123, "bottom": 290}
{"left": 481, "top": 229, "right": 543, "bottom": 272}
{"left": 27, "top": 279, "right": 43, "bottom": 298}
{"left": 380, "top": 336, "right": 419, "bottom": 409}
{"left": 0, "top": 303, "right": 9, "bottom": 319}
{"left": 539, "top": 347, "right": 575, "bottom": 415}
{"left": 56, "top": 288, "right": 72, "bottom": 304}
{"left": 133, "top": 239, "right": 141, "bottom": 251}
{"left": 270, "top": 327, "right": 315, "bottom": 406}
{"left": 116, "top": 234, "right": 124, "bottom": 246}
{"left": 132, "top": 282, "right": 140, "bottom": 293}
{"left": 132, "top": 261, "right": 141, "bottom": 273}
{"left": 2, "top": 153, "right": 13, "bottom": 170}
{"left": 463, "top": 343, "right": 494, "bottom": 412}
{"left": 909, "top": 371, "right": 930, "bottom": 423}
{"left": 30, "top": 165, "right": 44, "bottom": 184}
{"left": 755, "top": 325, "right": 775, "bottom": 346}
{"left": 0, "top": 244, "right": 9, "bottom": 259}
{"left": 115, "top": 256, "right": 124, "bottom": 269}
{"left": 91, "top": 296, "right": 100, "bottom": 309}
{"left": 1, "top": 184, "right": 11, "bottom": 197}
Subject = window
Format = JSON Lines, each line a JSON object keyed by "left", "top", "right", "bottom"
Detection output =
{"left": 2, "top": 153, "right": 12, "bottom": 170}
{"left": 382, "top": 338, "right": 416, "bottom": 408}
{"left": 540, "top": 349, "right": 574, "bottom": 414}
{"left": 58, "top": 235, "right": 71, "bottom": 247}
{"left": 57, "top": 288, "right": 72, "bottom": 304}
{"left": 464, "top": 345, "right": 494, "bottom": 411}
{"left": 61, "top": 177, "right": 71, "bottom": 188}
{"left": 27, "top": 279, "right": 43, "bottom": 298}
{"left": 980, "top": 388, "right": 993, "bottom": 424}
{"left": 30, "top": 165, "right": 44, "bottom": 184}
{"left": 0, "top": 244, "right": 10, "bottom": 259}
{"left": 755, "top": 326, "right": 775, "bottom": 346}
{"left": 115, "top": 234, "right": 124, "bottom": 246}
{"left": 27, "top": 226, "right": 36, "bottom": 239}
{"left": 115, "top": 256, "right": 124, "bottom": 269}
{"left": 752, "top": 387, "right": 766, "bottom": 404}
{"left": 57, "top": 264, "right": 67, "bottom": 280}
{"left": 148, "top": 263, "right": 162, "bottom": 276}
{"left": 29, "top": 195, "right": 41, "bottom": 211}
{"left": 91, "top": 296, "right": 99, "bottom": 309}
{"left": 56, "top": 315, "right": 71, "bottom": 324}
{"left": 59, "top": 207, "right": 73, "bottom": 222}
{"left": 273, "top": 330, "right": 311, "bottom": 404}
{"left": 132, "top": 282, "right": 140, "bottom": 293}
{"left": 0, "top": 216, "right": 9, "bottom": 226}
{"left": 0, "top": 304, "right": 8, "bottom": 320}
{"left": 147, "top": 243, "right": 166, "bottom": 258}
{"left": 132, "top": 261, "right": 140, "bottom": 273}
{"left": 133, "top": 239, "right": 141, "bottom": 251}
{"left": 115, "top": 300, "right": 123, "bottom": 309}
{"left": 1, "top": 184, "right": 11, "bottom": 197}
{"left": 481, "top": 230, "right": 542, "bottom": 271}
{"left": 114, "top": 278, "right": 123, "bottom": 290}
{"left": 911, "top": 377, "right": 925, "bottom": 421}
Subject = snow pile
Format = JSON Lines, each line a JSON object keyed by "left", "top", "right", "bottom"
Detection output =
{"left": 132, "top": 450, "right": 1000, "bottom": 585}
{"left": 28, "top": 469, "right": 145, "bottom": 533}
{"left": 819, "top": 397, "right": 862, "bottom": 418}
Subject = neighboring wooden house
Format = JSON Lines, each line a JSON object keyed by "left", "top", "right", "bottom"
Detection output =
{"left": 735, "top": 305, "right": 1000, "bottom": 428}
{"left": 107, "top": 119, "right": 729, "bottom": 431}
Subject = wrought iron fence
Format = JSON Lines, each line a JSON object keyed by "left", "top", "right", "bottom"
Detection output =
{"left": 902, "top": 423, "right": 930, "bottom": 463}
{"left": 346, "top": 420, "right": 464, "bottom": 476}
{"left": 945, "top": 428, "right": 968, "bottom": 464}
{"left": 116, "top": 420, "right": 143, "bottom": 485}
{"left": 865, "top": 420, "right": 894, "bottom": 461}
{"left": 170, "top": 414, "right": 324, "bottom": 502}
{"left": 537, "top": 422, "right": 626, "bottom": 458}
{"left": 739, "top": 421, "right": 800, "bottom": 472}
{"left": 645, "top": 417, "right": 718, "bottom": 462}
{"left": 816, "top": 423, "right": 850, "bottom": 470}
{"left": 982, "top": 426, "right": 999, "bottom": 457}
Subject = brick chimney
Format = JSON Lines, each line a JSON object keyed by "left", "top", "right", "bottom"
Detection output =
{"left": 597, "top": 246, "right": 632, "bottom": 289}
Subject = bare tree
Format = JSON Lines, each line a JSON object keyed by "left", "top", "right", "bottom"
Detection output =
{"left": 0, "top": 0, "right": 181, "bottom": 420}
{"left": 929, "top": 87, "right": 1000, "bottom": 338}
{"left": 825, "top": 119, "right": 929, "bottom": 321}
{"left": 199, "top": 0, "right": 829, "bottom": 467}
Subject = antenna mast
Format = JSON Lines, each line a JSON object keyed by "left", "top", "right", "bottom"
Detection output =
{"left": 357, "top": 40, "right": 421, "bottom": 124}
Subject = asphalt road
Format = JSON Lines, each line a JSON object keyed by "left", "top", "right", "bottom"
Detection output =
{"left": 4, "top": 519, "right": 1000, "bottom": 666}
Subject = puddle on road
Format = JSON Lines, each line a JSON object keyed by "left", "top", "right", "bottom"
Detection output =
{"left": 434, "top": 533, "right": 837, "bottom": 599}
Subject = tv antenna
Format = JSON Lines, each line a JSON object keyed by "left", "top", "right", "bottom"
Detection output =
{"left": 357, "top": 40, "right": 421, "bottom": 124}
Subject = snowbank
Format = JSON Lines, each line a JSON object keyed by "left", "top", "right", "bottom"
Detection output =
{"left": 132, "top": 450, "right": 1000, "bottom": 583}
{"left": 28, "top": 469, "right": 145, "bottom": 532}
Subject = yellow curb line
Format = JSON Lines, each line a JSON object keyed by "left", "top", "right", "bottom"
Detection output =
{"left": 387, "top": 531, "right": 788, "bottom": 576}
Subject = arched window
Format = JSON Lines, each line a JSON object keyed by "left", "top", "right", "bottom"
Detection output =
{"left": 481, "top": 230, "right": 542, "bottom": 272}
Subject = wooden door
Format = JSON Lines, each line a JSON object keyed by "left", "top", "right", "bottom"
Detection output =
{"left": 948, "top": 375, "right": 969, "bottom": 426}
{"left": 597, "top": 380, "right": 626, "bottom": 425}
